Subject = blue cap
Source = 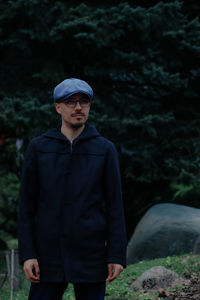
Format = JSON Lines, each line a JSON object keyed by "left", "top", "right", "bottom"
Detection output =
{"left": 53, "top": 78, "right": 93, "bottom": 102}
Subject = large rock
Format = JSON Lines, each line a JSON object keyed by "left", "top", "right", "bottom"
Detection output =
{"left": 127, "top": 203, "right": 200, "bottom": 264}
{"left": 193, "top": 235, "right": 200, "bottom": 254}
{"left": 132, "top": 266, "right": 187, "bottom": 291}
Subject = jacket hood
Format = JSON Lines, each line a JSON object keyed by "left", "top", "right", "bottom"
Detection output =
{"left": 43, "top": 122, "right": 100, "bottom": 142}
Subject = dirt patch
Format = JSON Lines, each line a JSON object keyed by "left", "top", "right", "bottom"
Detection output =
{"left": 166, "top": 273, "right": 200, "bottom": 300}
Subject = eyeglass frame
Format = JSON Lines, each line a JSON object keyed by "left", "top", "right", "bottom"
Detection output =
{"left": 57, "top": 97, "right": 91, "bottom": 108}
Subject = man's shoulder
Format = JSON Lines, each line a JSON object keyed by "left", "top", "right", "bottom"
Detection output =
{"left": 93, "top": 135, "right": 117, "bottom": 155}
{"left": 96, "top": 135, "right": 114, "bottom": 146}
{"left": 27, "top": 128, "right": 58, "bottom": 149}
{"left": 29, "top": 134, "right": 47, "bottom": 144}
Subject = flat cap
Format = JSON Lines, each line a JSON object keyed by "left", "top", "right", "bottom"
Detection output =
{"left": 53, "top": 78, "right": 93, "bottom": 102}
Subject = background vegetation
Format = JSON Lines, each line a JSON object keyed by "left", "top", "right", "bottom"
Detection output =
{"left": 0, "top": 0, "right": 200, "bottom": 245}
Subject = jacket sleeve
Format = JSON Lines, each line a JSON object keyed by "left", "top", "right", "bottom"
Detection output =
{"left": 18, "top": 139, "right": 38, "bottom": 265}
{"left": 104, "top": 141, "right": 127, "bottom": 267}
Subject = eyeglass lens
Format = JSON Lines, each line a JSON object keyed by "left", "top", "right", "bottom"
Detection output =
{"left": 65, "top": 98, "right": 90, "bottom": 107}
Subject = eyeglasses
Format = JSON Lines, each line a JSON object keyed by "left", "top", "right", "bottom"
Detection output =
{"left": 60, "top": 98, "right": 90, "bottom": 108}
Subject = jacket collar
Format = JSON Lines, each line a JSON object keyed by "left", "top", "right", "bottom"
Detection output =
{"left": 43, "top": 122, "right": 100, "bottom": 142}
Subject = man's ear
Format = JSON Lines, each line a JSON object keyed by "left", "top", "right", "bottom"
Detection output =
{"left": 55, "top": 103, "right": 61, "bottom": 115}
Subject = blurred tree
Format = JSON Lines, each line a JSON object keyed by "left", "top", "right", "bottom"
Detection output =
{"left": 0, "top": 173, "right": 20, "bottom": 240}
{"left": 0, "top": 1, "right": 200, "bottom": 240}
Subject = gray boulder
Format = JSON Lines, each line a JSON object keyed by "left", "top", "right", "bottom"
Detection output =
{"left": 193, "top": 235, "right": 200, "bottom": 254}
{"left": 132, "top": 266, "right": 187, "bottom": 291}
{"left": 127, "top": 203, "right": 200, "bottom": 264}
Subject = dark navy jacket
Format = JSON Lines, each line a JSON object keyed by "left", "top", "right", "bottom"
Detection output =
{"left": 18, "top": 123, "right": 127, "bottom": 283}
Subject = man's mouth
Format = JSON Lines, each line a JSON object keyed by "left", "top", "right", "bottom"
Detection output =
{"left": 71, "top": 113, "right": 85, "bottom": 117}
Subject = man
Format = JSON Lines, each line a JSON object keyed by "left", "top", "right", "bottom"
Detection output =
{"left": 18, "top": 78, "right": 127, "bottom": 300}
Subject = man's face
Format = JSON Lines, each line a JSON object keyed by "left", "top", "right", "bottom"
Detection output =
{"left": 55, "top": 93, "right": 90, "bottom": 129}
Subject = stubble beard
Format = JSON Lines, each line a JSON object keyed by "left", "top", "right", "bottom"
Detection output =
{"left": 70, "top": 122, "right": 85, "bottom": 129}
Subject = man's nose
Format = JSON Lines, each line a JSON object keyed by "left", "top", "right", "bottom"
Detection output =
{"left": 75, "top": 101, "right": 82, "bottom": 110}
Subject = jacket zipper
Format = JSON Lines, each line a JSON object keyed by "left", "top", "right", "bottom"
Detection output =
{"left": 70, "top": 139, "right": 79, "bottom": 153}
{"left": 70, "top": 140, "right": 73, "bottom": 153}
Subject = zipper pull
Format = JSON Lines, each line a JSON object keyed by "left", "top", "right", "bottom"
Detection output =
{"left": 70, "top": 140, "right": 73, "bottom": 153}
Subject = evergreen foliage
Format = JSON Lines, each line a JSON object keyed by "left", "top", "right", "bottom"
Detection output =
{"left": 0, "top": 0, "right": 200, "bottom": 241}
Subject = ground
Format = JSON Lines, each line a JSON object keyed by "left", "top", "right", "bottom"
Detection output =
{"left": 167, "top": 272, "right": 200, "bottom": 300}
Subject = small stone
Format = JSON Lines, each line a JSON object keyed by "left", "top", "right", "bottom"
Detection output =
{"left": 158, "top": 288, "right": 170, "bottom": 297}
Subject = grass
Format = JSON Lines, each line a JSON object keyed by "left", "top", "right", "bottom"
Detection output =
{"left": 1, "top": 253, "right": 200, "bottom": 300}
